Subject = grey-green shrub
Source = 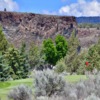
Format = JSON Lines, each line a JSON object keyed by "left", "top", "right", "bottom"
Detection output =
{"left": 36, "top": 96, "right": 65, "bottom": 100}
{"left": 84, "top": 94, "right": 100, "bottom": 100}
{"left": 34, "top": 70, "right": 100, "bottom": 100}
{"left": 8, "top": 71, "right": 100, "bottom": 100}
{"left": 8, "top": 84, "right": 33, "bottom": 100}
{"left": 34, "top": 69, "right": 67, "bottom": 97}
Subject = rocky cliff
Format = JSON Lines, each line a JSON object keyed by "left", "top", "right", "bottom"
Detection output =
{"left": 0, "top": 11, "right": 99, "bottom": 48}
{"left": 78, "top": 28, "right": 100, "bottom": 48}
{"left": 0, "top": 11, "right": 76, "bottom": 47}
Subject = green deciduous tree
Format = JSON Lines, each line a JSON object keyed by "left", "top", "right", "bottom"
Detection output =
{"left": 43, "top": 35, "right": 68, "bottom": 65}
{"left": 43, "top": 38, "right": 57, "bottom": 65}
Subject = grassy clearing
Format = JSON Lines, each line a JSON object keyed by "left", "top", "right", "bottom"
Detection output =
{"left": 0, "top": 78, "right": 33, "bottom": 100}
{"left": 65, "top": 75, "right": 87, "bottom": 83}
{"left": 0, "top": 75, "right": 87, "bottom": 100}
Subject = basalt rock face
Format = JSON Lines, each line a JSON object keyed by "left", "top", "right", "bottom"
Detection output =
{"left": 0, "top": 11, "right": 76, "bottom": 48}
{"left": 78, "top": 28, "right": 100, "bottom": 48}
{"left": 0, "top": 11, "right": 99, "bottom": 49}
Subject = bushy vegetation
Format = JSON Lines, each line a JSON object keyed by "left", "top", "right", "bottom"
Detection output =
{"left": 34, "top": 69, "right": 67, "bottom": 97}
{"left": 43, "top": 34, "right": 68, "bottom": 65}
{"left": 55, "top": 31, "right": 100, "bottom": 74}
{"left": 0, "top": 44, "right": 30, "bottom": 80}
{"left": 8, "top": 85, "right": 33, "bottom": 100}
{"left": 86, "top": 40, "right": 100, "bottom": 71}
{"left": 6, "top": 70, "right": 100, "bottom": 100}
{"left": 55, "top": 59, "right": 66, "bottom": 73}
{"left": 0, "top": 10, "right": 100, "bottom": 100}
{"left": 1, "top": 24, "right": 100, "bottom": 100}
{"left": 34, "top": 71, "right": 100, "bottom": 99}
{"left": 1, "top": 25, "right": 100, "bottom": 81}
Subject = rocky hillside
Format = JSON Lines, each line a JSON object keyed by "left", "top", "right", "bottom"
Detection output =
{"left": 0, "top": 11, "right": 100, "bottom": 48}
{"left": 78, "top": 28, "right": 100, "bottom": 48}
{"left": 0, "top": 11, "right": 76, "bottom": 47}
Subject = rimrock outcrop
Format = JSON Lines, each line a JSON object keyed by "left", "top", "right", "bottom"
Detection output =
{"left": 0, "top": 11, "right": 76, "bottom": 47}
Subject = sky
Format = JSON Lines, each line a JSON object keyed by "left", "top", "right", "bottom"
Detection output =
{"left": 0, "top": 0, "right": 100, "bottom": 16}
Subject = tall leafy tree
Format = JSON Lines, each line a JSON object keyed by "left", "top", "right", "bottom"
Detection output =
{"left": 43, "top": 35, "right": 68, "bottom": 65}
{"left": 43, "top": 38, "right": 57, "bottom": 65}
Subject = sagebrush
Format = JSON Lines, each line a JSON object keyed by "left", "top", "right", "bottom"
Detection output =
{"left": 8, "top": 84, "right": 33, "bottom": 100}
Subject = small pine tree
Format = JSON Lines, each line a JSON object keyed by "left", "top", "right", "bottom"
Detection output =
{"left": 64, "top": 30, "right": 81, "bottom": 73}
{"left": 87, "top": 41, "right": 100, "bottom": 71}
{"left": 29, "top": 42, "right": 45, "bottom": 69}
{"left": 68, "top": 30, "right": 80, "bottom": 54}
{"left": 0, "top": 27, "right": 8, "bottom": 52}
{"left": 55, "top": 34, "right": 68, "bottom": 60}
{"left": 0, "top": 55, "right": 10, "bottom": 81}
{"left": 55, "top": 59, "right": 66, "bottom": 73}
{"left": 5, "top": 47, "right": 21, "bottom": 79}
{"left": 19, "top": 43, "right": 30, "bottom": 78}
{"left": 4, "top": 45, "right": 30, "bottom": 79}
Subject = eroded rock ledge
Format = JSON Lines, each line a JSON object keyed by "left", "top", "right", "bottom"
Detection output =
{"left": 0, "top": 11, "right": 76, "bottom": 47}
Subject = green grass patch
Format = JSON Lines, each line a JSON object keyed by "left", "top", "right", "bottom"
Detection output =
{"left": 0, "top": 78, "right": 33, "bottom": 100}
{"left": 65, "top": 75, "right": 87, "bottom": 83}
{"left": 0, "top": 75, "right": 87, "bottom": 100}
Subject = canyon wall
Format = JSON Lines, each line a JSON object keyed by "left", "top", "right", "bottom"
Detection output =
{"left": 0, "top": 11, "right": 99, "bottom": 48}
{"left": 0, "top": 11, "right": 76, "bottom": 47}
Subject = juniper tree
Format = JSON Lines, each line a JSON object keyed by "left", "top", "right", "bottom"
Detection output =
{"left": 29, "top": 42, "right": 45, "bottom": 69}
{"left": 5, "top": 45, "right": 30, "bottom": 79}
{"left": 64, "top": 30, "right": 81, "bottom": 73}
{"left": 0, "top": 27, "right": 8, "bottom": 52}
{"left": 0, "top": 55, "right": 10, "bottom": 81}
{"left": 19, "top": 43, "right": 30, "bottom": 78}
{"left": 55, "top": 34, "right": 68, "bottom": 61}
{"left": 87, "top": 40, "right": 100, "bottom": 71}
